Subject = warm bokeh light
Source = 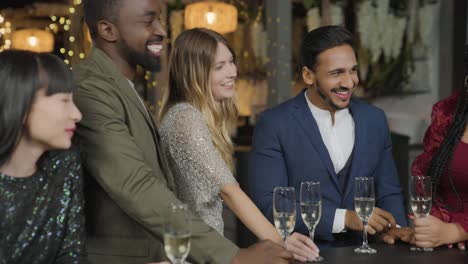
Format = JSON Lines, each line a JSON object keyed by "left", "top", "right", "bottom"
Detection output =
{"left": 185, "top": 1, "right": 237, "bottom": 34}
{"left": 11, "top": 29, "right": 54, "bottom": 52}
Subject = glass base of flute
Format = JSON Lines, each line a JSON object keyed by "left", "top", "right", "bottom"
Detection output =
{"left": 410, "top": 246, "right": 434, "bottom": 252}
{"left": 307, "top": 228, "right": 324, "bottom": 262}
{"left": 354, "top": 221, "right": 376, "bottom": 254}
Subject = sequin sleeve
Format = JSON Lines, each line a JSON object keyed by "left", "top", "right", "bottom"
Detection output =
{"left": 55, "top": 149, "right": 87, "bottom": 264}
{"left": 160, "top": 103, "right": 237, "bottom": 205}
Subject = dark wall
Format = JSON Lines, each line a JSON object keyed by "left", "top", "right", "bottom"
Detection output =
{"left": 440, "top": 0, "right": 467, "bottom": 98}
{"left": 0, "top": 0, "right": 68, "bottom": 9}
{"left": 453, "top": 0, "right": 467, "bottom": 92}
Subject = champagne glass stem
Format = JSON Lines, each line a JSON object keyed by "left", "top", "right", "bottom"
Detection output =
{"left": 362, "top": 221, "right": 369, "bottom": 247}
{"left": 309, "top": 228, "right": 315, "bottom": 242}
{"left": 308, "top": 227, "right": 324, "bottom": 262}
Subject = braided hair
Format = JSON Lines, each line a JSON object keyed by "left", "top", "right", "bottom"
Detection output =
{"left": 426, "top": 44, "right": 468, "bottom": 211}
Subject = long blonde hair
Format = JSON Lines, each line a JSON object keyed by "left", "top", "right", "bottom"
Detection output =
{"left": 159, "top": 28, "right": 238, "bottom": 171}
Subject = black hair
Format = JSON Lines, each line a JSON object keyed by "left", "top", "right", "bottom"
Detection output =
{"left": 426, "top": 44, "right": 468, "bottom": 211}
{"left": 299, "top": 25, "right": 355, "bottom": 71}
{"left": 0, "top": 50, "right": 75, "bottom": 167}
{"left": 82, "top": 0, "right": 122, "bottom": 39}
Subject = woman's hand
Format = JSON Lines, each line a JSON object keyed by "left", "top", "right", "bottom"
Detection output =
{"left": 285, "top": 232, "right": 320, "bottom": 262}
{"left": 448, "top": 242, "right": 466, "bottom": 251}
{"left": 413, "top": 215, "right": 463, "bottom": 248}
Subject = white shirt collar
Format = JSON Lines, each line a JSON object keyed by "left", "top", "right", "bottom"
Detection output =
{"left": 127, "top": 79, "right": 151, "bottom": 120}
{"left": 304, "top": 90, "right": 355, "bottom": 173}
{"left": 304, "top": 90, "right": 351, "bottom": 127}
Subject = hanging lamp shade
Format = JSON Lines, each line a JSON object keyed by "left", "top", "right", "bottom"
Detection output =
{"left": 184, "top": 1, "right": 238, "bottom": 34}
{"left": 11, "top": 29, "right": 54, "bottom": 53}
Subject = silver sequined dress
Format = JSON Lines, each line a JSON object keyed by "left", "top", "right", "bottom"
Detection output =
{"left": 160, "top": 103, "right": 237, "bottom": 235}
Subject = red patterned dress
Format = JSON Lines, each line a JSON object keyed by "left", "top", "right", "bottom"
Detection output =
{"left": 411, "top": 90, "right": 468, "bottom": 233}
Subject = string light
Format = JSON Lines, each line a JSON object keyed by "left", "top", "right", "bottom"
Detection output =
{"left": 0, "top": 14, "right": 12, "bottom": 51}
{"left": 45, "top": 0, "right": 87, "bottom": 65}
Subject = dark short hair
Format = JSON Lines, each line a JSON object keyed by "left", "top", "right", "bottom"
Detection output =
{"left": 83, "top": 0, "right": 122, "bottom": 39}
{"left": 300, "top": 25, "right": 356, "bottom": 71}
{"left": 0, "top": 50, "right": 75, "bottom": 167}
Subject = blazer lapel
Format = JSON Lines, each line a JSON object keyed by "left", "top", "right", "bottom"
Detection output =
{"left": 90, "top": 48, "right": 158, "bottom": 137}
{"left": 290, "top": 90, "right": 341, "bottom": 193}
{"left": 343, "top": 100, "right": 367, "bottom": 200}
{"left": 117, "top": 77, "right": 158, "bottom": 135}
{"left": 117, "top": 78, "right": 177, "bottom": 190}
{"left": 89, "top": 48, "right": 175, "bottom": 189}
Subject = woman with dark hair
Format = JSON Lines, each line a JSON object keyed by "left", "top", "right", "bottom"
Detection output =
{"left": 411, "top": 45, "right": 468, "bottom": 250}
{"left": 0, "top": 50, "right": 85, "bottom": 263}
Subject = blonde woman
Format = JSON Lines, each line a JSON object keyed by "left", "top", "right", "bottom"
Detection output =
{"left": 159, "top": 28, "right": 319, "bottom": 262}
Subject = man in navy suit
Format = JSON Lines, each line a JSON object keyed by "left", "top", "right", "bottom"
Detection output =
{"left": 249, "top": 26, "right": 412, "bottom": 249}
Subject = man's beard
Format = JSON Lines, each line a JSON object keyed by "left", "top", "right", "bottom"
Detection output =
{"left": 315, "top": 79, "right": 350, "bottom": 111}
{"left": 119, "top": 38, "right": 161, "bottom": 72}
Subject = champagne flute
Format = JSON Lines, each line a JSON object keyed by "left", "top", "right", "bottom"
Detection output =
{"left": 300, "top": 181, "right": 324, "bottom": 262}
{"left": 273, "top": 187, "right": 296, "bottom": 244}
{"left": 410, "top": 175, "right": 433, "bottom": 252}
{"left": 164, "top": 204, "right": 191, "bottom": 264}
{"left": 354, "top": 177, "right": 377, "bottom": 254}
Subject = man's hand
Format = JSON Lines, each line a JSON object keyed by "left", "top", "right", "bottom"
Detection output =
{"left": 345, "top": 208, "right": 397, "bottom": 234}
{"left": 232, "top": 240, "right": 293, "bottom": 264}
{"left": 344, "top": 210, "right": 364, "bottom": 231}
{"left": 379, "top": 227, "right": 414, "bottom": 244}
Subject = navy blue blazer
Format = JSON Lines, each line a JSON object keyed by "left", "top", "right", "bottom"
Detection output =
{"left": 248, "top": 90, "right": 407, "bottom": 245}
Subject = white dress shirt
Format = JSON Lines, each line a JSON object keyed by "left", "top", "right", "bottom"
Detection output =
{"left": 128, "top": 79, "right": 151, "bottom": 120}
{"left": 305, "top": 91, "right": 355, "bottom": 233}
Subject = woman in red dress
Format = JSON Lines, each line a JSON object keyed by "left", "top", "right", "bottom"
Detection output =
{"left": 411, "top": 45, "right": 468, "bottom": 250}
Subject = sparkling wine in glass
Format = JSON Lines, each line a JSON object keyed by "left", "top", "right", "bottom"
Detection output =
{"left": 164, "top": 204, "right": 191, "bottom": 264}
{"left": 300, "top": 181, "right": 324, "bottom": 262}
{"left": 273, "top": 187, "right": 296, "bottom": 243}
{"left": 410, "top": 175, "right": 433, "bottom": 252}
{"left": 354, "top": 177, "right": 376, "bottom": 254}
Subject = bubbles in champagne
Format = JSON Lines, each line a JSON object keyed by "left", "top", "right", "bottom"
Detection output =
{"left": 300, "top": 202, "right": 322, "bottom": 230}
{"left": 354, "top": 197, "right": 375, "bottom": 222}
{"left": 274, "top": 211, "right": 296, "bottom": 239}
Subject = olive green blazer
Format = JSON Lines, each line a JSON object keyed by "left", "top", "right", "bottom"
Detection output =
{"left": 74, "top": 47, "right": 238, "bottom": 264}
